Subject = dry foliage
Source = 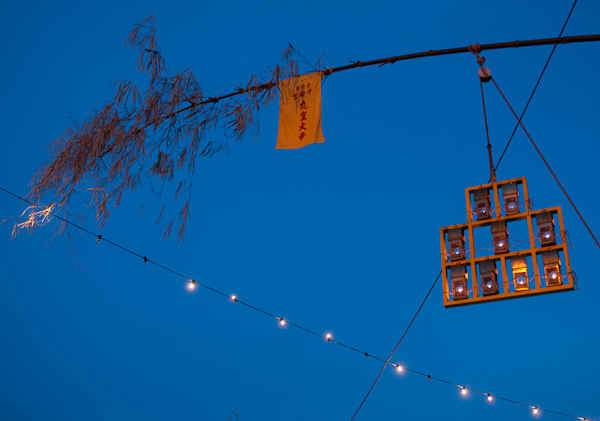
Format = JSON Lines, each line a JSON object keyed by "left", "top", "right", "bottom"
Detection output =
{"left": 22, "top": 15, "right": 326, "bottom": 241}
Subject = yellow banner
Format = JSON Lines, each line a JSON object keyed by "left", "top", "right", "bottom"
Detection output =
{"left": 276, "top": 72, "right": 326, "bottom": 149}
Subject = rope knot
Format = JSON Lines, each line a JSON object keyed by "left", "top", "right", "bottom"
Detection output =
{"left": 468, "top": 43, "right": 482, "bottom": 55}
{"left": 469, "top": 43, "right": 486, "bottom": 66}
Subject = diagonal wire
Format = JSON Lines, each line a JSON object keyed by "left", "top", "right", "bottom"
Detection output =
{"left": 490, "top": 77, "right": 600, "bottom": 250}
{"left": 350, "top": 270, "right": 441, "bottom": 421}
{"left": 493, "top": 0, "right": 578, "bottom": 175}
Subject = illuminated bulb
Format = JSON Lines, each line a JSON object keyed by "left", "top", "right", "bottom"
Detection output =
{"left": 533, "top": 408, "right": 538, "bottom": 415}
{"left": 279, "top": 318, "right": 286, "bottom": 326}
{"left": 396, "top": 365, "right": 403, "bottom": 372}
{"left": 326, "top": 333, "right": 332, "bottom": 341}
{"left": 461, "top": 387, "right": 467, "bottom": 395}
{"left": 231, "top": 295, "right": 237, "bottom": 302}
{"left": 453, "top": 248, "right": 460, "bottom": 255}
{"left": 508, "top": 202, "right": 517, "bottom": 211}
{"left": 456, "top": 286, "right": 464, "bottom": 293}
{"left": 543, "top": 232, "right": 551, "bottom": 239}
{"left": 487, "top": 394, "right": 492, "bottom": 401}
{"left": 187, "top": 280, "right": 196, "bottom": 290}
{"left": 497, "top": 240, "right": 505, "bottom": 248}
{"left": 549, "top": 271, "right": 558, "bottom": 280}
{"left": 516, "top": 276, "right": 527, "bottom": 286}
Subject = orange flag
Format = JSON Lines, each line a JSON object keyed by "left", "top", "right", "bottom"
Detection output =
{"left": 276, "top": 72, "right": 326, "bottom": 149}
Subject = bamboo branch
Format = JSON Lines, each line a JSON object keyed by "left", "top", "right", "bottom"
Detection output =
{"left": 189, "top": 34, "right": 600, "bottom": 110}
{"left": 330, "top": 34, "right": 600, "bottom": 73}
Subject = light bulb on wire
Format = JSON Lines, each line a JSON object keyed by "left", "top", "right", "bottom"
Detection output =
{"left": 487, "top": 394, "right": 492, "bottom": 401}
{"left": 461, "top": 386, "right": 467, "bottom": 395}
{"left": 187, "top": 280, "right": 196, "bottom": 291}
{"left": 326, "top": 333, "right": 332, "bottom": 341}
{"left": 396, "top": 365, "right": 403, "bottom": 372}
{"left": 279, "top": 318, "right": 286, "bottom": 326}
{"left": 230, "top": 295, "right": 237, "bottom": 302}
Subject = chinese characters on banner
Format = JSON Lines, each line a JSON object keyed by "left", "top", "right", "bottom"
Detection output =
{"left": 276, "top": 72, "right": 326, "bottom": 149}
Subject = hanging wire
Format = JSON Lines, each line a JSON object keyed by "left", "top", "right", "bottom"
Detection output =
{"left": 350, "top": 270, "right": 441, "bottom": 421}
{"left": 480, "top": 78, "right": 496, "bottom": 183}
{"left": 494, "top": 0, "right": 579, "bottom": 174}
{"left": 488, "top": 78, "right": 600, "bottom": 251}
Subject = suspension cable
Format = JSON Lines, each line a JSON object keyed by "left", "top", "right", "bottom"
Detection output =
{"left": 490, "top": 77, "right": 600, "bottom": 250}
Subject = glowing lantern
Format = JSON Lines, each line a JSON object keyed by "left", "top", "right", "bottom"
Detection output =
{"left": 448, "top": 228, "right": 466, "bottom": 262}
{"left": 511, "top": 256, "right": 529, "bottom": 291}
{"left": 491, "top": 220, "right": 509, "bottom": 254}
{"left": 473, "top": 188, "right": 491, "bottom": 221}
{"left": 542, "top": 251, "right": 562, "bottom": 287}
{"left": 536, "top": 211, "right": 556, "bottom": 247}
{"left": 502, "top": 183, "right": 520, "bottom": 215}
{"left": 450, "top": 265, "right": 469, "bottom": 300}
{"left": 479, "top": 260, "right": 499, "bottom": 296}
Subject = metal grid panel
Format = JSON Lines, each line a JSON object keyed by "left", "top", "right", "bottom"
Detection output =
{"left": 440, "top": 177, "right": 574, "bottom": 308}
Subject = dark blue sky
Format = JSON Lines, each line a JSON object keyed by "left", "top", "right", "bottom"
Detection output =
{"left": 1, "top": 1, "right": 599, "bottom": 420}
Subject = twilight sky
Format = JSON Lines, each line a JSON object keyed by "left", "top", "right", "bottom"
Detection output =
{"left": 1, "top": 1, "right": 599, "bottom": 420}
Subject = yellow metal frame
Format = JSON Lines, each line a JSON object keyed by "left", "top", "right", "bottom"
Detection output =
{"left": 440, "top": 177, "right": 574, "bottom": 308}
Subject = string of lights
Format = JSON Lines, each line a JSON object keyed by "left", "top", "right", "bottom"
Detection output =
{"left": 1, "top": 186, "right": 594, "bottom": 420}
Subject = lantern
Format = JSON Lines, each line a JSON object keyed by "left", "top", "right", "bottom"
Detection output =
{"left": 473, "top": 188, "right": 491, "bottom": 221}
{"left": 491, "top": 220, "right": 509, "bottom": 254}
{"left": 542, "top": 251, "right": 562, "bottom": 287}
{"left": 511, "top": 256, "right": 529, "bottom": 291}
{"left": 479, "top": 260, "right": 499, "bottom": 296}
{"left": 502, "top": 183, "right": 519, "bottom": 215}
{"left": 448, "top": 228, "right": 466, "bottom": 262}
{"left": 450, "top": 265, "right": 469, "bottom": 300}
{"left": 536, "top": 211, "right": 556, "bottom": 247}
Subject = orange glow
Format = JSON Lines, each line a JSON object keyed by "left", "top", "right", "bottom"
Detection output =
{"left": 396, "top": 365, "right": 403, "bottom": 372}
{"left": 461, "top": 387, "right": 467, "bottom": 395}
{"left": 230, "top": 295, "right": 237, "bottom": 302}
{"left": 326, "top": 333, "right": 332, "bottom": 341}
{"left": 187, "top": 282, "right": 196, "bottom": 290}
{"left": 533, "top": 408, "right": 539, "bottom": 415}
{"left": 487, "top": 394, "right": 492, "bottom": 401}
{"left": 280, "top": 318, "right": 286, "bottom": 326}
